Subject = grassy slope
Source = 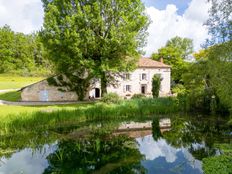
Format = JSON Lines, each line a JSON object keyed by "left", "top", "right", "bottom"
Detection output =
{"left": 0, "top": 74, "right": 44, "bottom": 90}
{"left": 0, "top": 91, "right": 21, "bottom": 101}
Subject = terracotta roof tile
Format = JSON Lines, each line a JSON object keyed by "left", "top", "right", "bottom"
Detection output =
{"left": 138, "top": 58, "right": 171, "bottom": 68}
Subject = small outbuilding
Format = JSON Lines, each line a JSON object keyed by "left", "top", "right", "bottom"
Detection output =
{"left": 21, "top": 76, "right": 78, "bottom": 102}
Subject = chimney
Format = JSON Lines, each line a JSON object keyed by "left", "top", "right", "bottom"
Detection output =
{"left": 159, "top": 57, "right": 164, "bottom": 63}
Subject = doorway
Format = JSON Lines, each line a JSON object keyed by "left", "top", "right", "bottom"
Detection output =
{"left": 95, "top": 88, "right": 100, "bottom": 98}
{"left": 141, "top": 85, "right": 146, "bottom": 94}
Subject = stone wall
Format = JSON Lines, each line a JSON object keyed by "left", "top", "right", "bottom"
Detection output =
{"left": 21, "top": 80, "right": 78, "bottom": 101}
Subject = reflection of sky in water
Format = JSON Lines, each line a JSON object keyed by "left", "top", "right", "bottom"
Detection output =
{"left": 0, "top": 144, "right": 56, "bottom": 174}
{"left": 136, "top": 135, "right": 203, "bottom": 174}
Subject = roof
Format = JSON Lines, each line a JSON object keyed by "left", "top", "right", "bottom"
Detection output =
{"left": 138, "top": 58, "right": 171, "bottom": 68}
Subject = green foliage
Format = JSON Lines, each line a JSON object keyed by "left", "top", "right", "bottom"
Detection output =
{"left": 0, "top": 25, "right": 50, "bottom": 75}
{"left": 0, "top": 98, "right": 179, "bottom": 133}
{"left": 152, "top": 36, "right": 192, "bottom": 84}
{"left": 172, "top": 84, "right": 186, "bottom": 94}
{"left": 152, "top": 75, "right": 161, "bottom": 98}
{"left": 41, "top": 0, "right": 149, "bottom": 96}
{"left": 44, "top": 135, "right": 145, "bottom": 173}
{"left": 207, "top": 42, "right": 232, "bottom": 112}
{"left": 100, "top": 92, "right": 121, "bottom": 104}
{"left": 0, "top": 91, "right": 21, "bottom": 101}
{"left": 181, "top": 49, "right": 230, "bottom": 115}
{"left": 203, "top": 0, "right": 232, "bottom": 114}
{"left": 166, "top": 36, "right": 194, "bottom": 59}
{"left": 131, "top": 94, "right": 146, "bottom": 99}
{"left": 203, "top": 155, "right": 232, "bottom": 174}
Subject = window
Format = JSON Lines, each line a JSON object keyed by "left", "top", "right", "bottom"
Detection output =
{"left": 142, "top": 73, "right": 147, "bottom": 80}
{"left": 126, "top": 85, "right": 131, "bottom": 92}
{"left": 125, "top": 73, "right": 131, "bottom": 80}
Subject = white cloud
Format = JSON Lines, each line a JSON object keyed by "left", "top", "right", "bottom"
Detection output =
{"left": 136, "top": 135, "right": 180, "bottom": 163}
{"left": 0, "top": 144, "right": 56, "bottom": 174}
{"left": 0, "top": 0, "right": 210, "bottom": 54}
{"left": 0, "top": 0, "right": 44, "bottom": 34}
{"left": 144, "top": 0, "right": 211, "bottom": 56}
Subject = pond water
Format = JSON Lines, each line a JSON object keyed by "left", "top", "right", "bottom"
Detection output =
{"left": 0, "top": 115, "right": 231, "bottom": 174}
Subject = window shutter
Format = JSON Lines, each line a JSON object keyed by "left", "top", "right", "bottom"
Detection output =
{"left": 130, "top": 85, "right": 132, "bottom": 92}
{"left": 123, "top": 85, "right": 126, "bottom": 93}
{"left": 148, "top": 72, "right": 150, "bottom": 82}
{"left": 139, "top": 74, "right": 141, "bottom": 81}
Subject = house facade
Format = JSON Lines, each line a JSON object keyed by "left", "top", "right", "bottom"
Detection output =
{"left": 20, "top": 58, "right": 171, "bottom": 101}
{"left": 89, "top": 58, "right": 171, "bottom": 99}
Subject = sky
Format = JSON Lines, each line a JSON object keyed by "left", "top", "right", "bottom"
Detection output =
{"left": 0, "top": 0, "right": 211, "bottom": 56}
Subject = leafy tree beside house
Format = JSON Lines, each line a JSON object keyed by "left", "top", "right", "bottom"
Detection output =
{"left": 152, "top": 36, "right": 193, "bottom": 85}
{"left": 41, "top": 0, "right": 149, "bottom": 99}
{"left": 152, "top": 75, "right": 161, "bottom": 98}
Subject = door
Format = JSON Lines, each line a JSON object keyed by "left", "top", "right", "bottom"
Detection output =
{"left": 141, "top": 85, "right": 146, "bottom": 94}
{"left": 39, "top": 90, "right": 49, "bottom": 101}
{"left": 95, "top": 88, "right": 100, "bottom": 98}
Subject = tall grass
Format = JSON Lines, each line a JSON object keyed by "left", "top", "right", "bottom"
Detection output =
{"left": 0, "top": 97, "right": 179, "bottom": 134}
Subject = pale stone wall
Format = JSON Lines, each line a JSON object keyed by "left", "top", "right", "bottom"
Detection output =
{"left": 89, "top": 67, "right": 171, "bottom": 98}
{"left": 21, "top": 66, "right": 171, "bottom": 101}
{"left": 21, "top": 80, "right": 78, "bottom": 101}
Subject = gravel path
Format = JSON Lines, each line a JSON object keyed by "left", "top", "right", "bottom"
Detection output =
{"left": 0, "top": 89, "right": 20, "bottom": 93}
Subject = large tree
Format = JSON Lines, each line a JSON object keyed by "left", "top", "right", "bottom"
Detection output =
{"left": 0, "top": 25, "right": 49, "bottom": 75}
{"left": 152, "top": 36, "right": 193, "bottom": 84}
{"left": 205, "top": 0, "right": 232, "bottom": 110}
{"left": 41, "top": 0, "right": 149, "bottom": 98}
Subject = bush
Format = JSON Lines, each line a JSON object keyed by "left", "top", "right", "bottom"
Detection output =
{"left": 152, "top": 75, "right": 161, "bottom": 98}
{"left": 203, "top": 155, "right": 232, "bottom": 174}
{"left": 172, "top": 84, "right": 186, "bottom": 94}
{"left": 131, "top": 94, "right": 146, "bottom": 99}
{"left": 100, "top": 93, "right": 121, "bottom": 104}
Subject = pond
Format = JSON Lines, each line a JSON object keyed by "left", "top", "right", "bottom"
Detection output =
{"left": 0, "top": 115, "right": 231, "bottom": 174}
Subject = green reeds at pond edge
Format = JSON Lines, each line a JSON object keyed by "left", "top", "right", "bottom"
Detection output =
{"left": 0, "top": 97, "right": 179, "bottom": 134}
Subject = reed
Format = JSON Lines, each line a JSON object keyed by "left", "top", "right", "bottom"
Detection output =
{"left": 0, "top": 97, "right": 179, "bottom": 134}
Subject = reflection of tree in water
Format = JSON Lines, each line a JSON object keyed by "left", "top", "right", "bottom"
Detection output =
{"left": 43, "top": 134, "right": 146, "bottom": 174}
{"left": 152, "top": 117, "right": 162, "bottom": 141}
{"left": 0, "top": 131, "right": 57, "bottom": 159}
{"left": 161, "top": 116, "right": 230, "bottom": 160}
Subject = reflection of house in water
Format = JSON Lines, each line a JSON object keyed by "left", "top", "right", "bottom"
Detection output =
{"left": 114, "top": 118, "right": 171, "bottom": 138}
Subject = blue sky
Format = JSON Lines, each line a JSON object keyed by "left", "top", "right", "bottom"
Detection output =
{"left": 142, "top": 0, "right": 192, "bottom": 15}
{"left": 0, "top": 0, "right": 210, "bottom": 56}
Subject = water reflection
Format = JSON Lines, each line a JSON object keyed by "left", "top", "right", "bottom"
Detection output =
{"left": 0, "top": 116, "right": 231, "bottom": 174}
{"left": 0, "top": 144, "right": 56, "bottom": 174}
{"left": 137, "top": 135, "right": 203, "bottom": 174}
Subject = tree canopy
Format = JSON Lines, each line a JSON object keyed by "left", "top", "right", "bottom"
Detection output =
{"left": 0, "top": 25, "right": 50, "bottom": 75}
{"left": 41, "top": 0, "right": 149, "bottom": 98}
{"left": 152, "top": 36, "right": 193, "bottom": 84}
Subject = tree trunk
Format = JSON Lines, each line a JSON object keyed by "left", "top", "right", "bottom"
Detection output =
{"left": 101, "top": 72, "right": 107, "bottom": 96}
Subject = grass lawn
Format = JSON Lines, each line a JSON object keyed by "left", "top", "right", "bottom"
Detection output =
{"left": 0, "top": 91, "right": 21, "bottom": 101}
{"left": 0, "top": 103, "right": 91, "bottom": 119}
{"left": 0, "top": 74, "right": 44, "bottom": 90}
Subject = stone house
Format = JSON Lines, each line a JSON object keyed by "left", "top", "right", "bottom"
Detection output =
{"left": 89, "top": 57, "right": 171, "bottom": 99}
{"left": 21, "top": 57, "right": 171, "bottom": 101}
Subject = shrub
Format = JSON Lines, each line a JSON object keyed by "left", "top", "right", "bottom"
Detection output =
{"left": 203, "top": 155, "right": 232, "bottom": 174}
{"left": 172, "top": 84, "right": 186, "bottom": 94}
{"left": 152, "top": 75, "right": 161, "bottom": 98}
{"left": 100, "top": 92, "right": 121, "bottom": 104}
{"left": 131, "top": 94, "right": 146, "bottom": 99}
